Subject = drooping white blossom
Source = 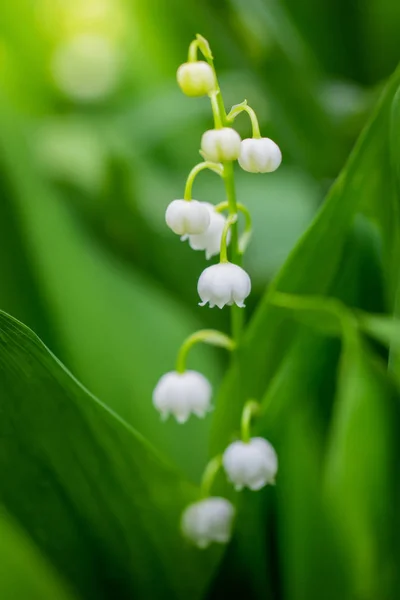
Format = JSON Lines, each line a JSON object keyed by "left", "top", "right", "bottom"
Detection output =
{"left": 181, "top": 497, "right": 235, "bottom": 548}
{"left": 177, "top": 61, "right": 216, "bottom": 97}
{"left": 165, "top": 199, "right": 210, "bottom": 236}
{"left": 152, "top": 370, "right": 212, "bottom": 423}
{"left": 222, "top": 437, "right": 278, "bottom": 491}
{"left": 183, "top": 203, "right": 230, "bottom": 259}
{"left": 198, "top": 262, "right": 251, "bottom": 309}
{"left": 201, "top": 128, "right": 241, "bottom": 162}
{"left": 238, "top": 138, "right": 282, "bottom": 173}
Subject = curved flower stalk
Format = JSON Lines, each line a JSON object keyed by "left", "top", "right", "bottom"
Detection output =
{"left": 154, "top": 33, "right": 281, "bottom": 548}
{"left": 222, "top": 401, "right": 278, "bottom": 491}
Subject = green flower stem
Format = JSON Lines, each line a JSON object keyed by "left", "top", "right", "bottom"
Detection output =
{"left": 183, "top": 161, "right": 224, "bottom": 201}
{"left": 227, "top": 101, "right": 261, "bottom": 139}
{"left": 215, "top": 201, "right": 253, "bottom": 255}
{"left": 188, "top": 40, "right": 199, "bottom": 62}
{"left": 209, "top": 92, "right": 223, "bottom": 129}
{"left": 222, "top": 161, "right": 244, "bottom": 342}
{"left": 176, "top": 329, "right": 236, "bottom": 373}
{"left": 200, "top": 454, "right": 223, "bottom": 498}
{"left": 220, "top": 214, "right": 238, "bottom": 263}
{"left": 197, "top": 35, "right": 244, "bottom": 342}
{"left": 222, "top": 161, "right": 240, "bottom": 262}
{"left": 241, "top": 400, "right": 261, "bottom": 443}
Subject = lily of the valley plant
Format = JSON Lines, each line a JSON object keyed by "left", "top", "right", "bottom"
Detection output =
{"left": 153, "top": 34, "right": 280, "bottom": 549}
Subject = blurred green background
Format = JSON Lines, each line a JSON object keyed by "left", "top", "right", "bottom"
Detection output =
{"left": 0, "top": 2, "right": 400, "bottom": 598}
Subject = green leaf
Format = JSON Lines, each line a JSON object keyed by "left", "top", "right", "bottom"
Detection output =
{"left": 0, "top": 511, "right": 75, "bottom": 600}
{"left": 324, "top": 329, "right": 400, "bottom": 599}
{"left": 267, "top": 334, "right": 349, "bottom": 600}
{"left": 0, "top": 310, "right": 218, "bottom": 600}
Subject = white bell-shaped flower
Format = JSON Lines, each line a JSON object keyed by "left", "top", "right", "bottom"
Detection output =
{"left": 177, "top": 61, "right": 216, "bottom": 97}
{"left": 222, "top": 437, "right": 278, "bottom": 491}
{"left": 181, "top": 497, "right": 235, "bottom": 548}
{"left": 201, "top": 128, "right": 241, "bottom": 162}
{"left": 198, "top": 262, "right": 251, "bottom": 308}
{"left": 165, "top": 199, "right": 210, "bottom": 236}
{"left": 152, "top": 370, "right": 212, "bottom": 424}
{"left": 184, "top": 203, "right": 230, "bottom": 259}
{"left": 238, "top": 138, "right": 282, "bottom": 173}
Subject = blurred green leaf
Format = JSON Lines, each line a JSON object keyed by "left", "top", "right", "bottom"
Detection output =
{"left": 324, "top": 329, "right": 400, "bottom": 599}
{"left": 262, "top": 333, "right": 349, "bottom": 600}
{"left": 0, "top": 310, "right": 218, "bottom": 600}
{"left": 0, "top": 510, "right": 75, "bottom": 600}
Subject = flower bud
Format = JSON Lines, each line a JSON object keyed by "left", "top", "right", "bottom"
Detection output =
{"left": 165, "top": 199, "right": 210, "bottom": 236}
{"left": 198, "top": 262, "right": 251, "bottom": 309}
{"left": 238, "top": 138, "right": 282, "bottom": 173}
{"left": 201, "top": 128, "right": 241, "bottom": 162}
{"left": 152, "top": 370, "right": 212, "bottom": 423}
{"left": 223, "top": 437, "right": 278, "bottom": 491}
{"left": 181, "top": 497, "right": 235, "bottom": 548}
{"left": 176, "top": 61, "right": 216, "bottom": 97}
{"left": 184, "top": 203, "right": 230, "bottom": 259}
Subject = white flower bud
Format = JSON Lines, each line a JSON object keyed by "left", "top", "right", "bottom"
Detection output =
{"left": 198, "top": 262, "right": 251, "bottom": 309}
{"left": 165, "top": 200, "right": 210, "bottom": 236}
{"left": 152, "top": 370, "right": 212, "bottom": 423}
{"left": 185, "top": 203, "right": 230, "bottom": 259}
{"left": 238, "top": 138, "right": 282, "bottom": 173}
{"left": 223, "top": 437, "right": 278, "bottom": 491}
{"left": 176, "top": 61, "right": 216, "bottom": 97}
{"left": 181, "top": 497, "right": 235, "bottom": 548}
{"left": 201, "top": 128, "right": 241, "bottom": 162}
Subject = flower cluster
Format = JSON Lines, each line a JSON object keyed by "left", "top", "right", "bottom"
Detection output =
{"left": 153, "top": 34, "right": 281, "bottom": 549}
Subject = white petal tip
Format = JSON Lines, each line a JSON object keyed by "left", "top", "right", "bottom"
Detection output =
{"left": 176, "top": 415, "right": 189, "bottom": 424}
{"left": 193, "top": 410, "right": 207, "bottom": 419}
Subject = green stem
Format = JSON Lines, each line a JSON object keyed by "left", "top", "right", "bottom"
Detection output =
{"left": 210, "top": 92, "right": 223, "bottom": 129}
{"left": 188, "top": 40, "right": 199, "bottom": 62}
{"left": 200, "top": 455, "right": 222, "bottom": 497}
{"left": 227, "top": 101, "right": 261, "bottom": 138}
{"left": 240, "top": 400, "right": 261, "bottom": 443}
{"left": 201, "top": 39, "right": 244, "bottom": 342}
{"left": 184, "top": 161, "right": 224, "bottom": 200}
{"left": 215, "top": 201, "right": 253, "bottom": 255}
{"left": 176, "top": 329, "right": 236, "bottom": 373}
{"left": 220, "top": 214, "right": 238, "bottom": 263}
{"left": 223, "top": 161, "right": 243, "bottom": 342}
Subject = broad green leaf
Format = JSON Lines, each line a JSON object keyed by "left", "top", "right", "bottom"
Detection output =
{"left": 0, "top": 511, "right": 75, "bottom": 600}
{"left": 0, "top": 310, "right": 218, "bottom": 600}
{"left": 324, "top": 329, "right": 400, "bottom": 599}
{"left": 389, "top": 87, "right": 400, "bottom": 376}
{"left": 256, "top": 332, "right": 348, "bottom": 600}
